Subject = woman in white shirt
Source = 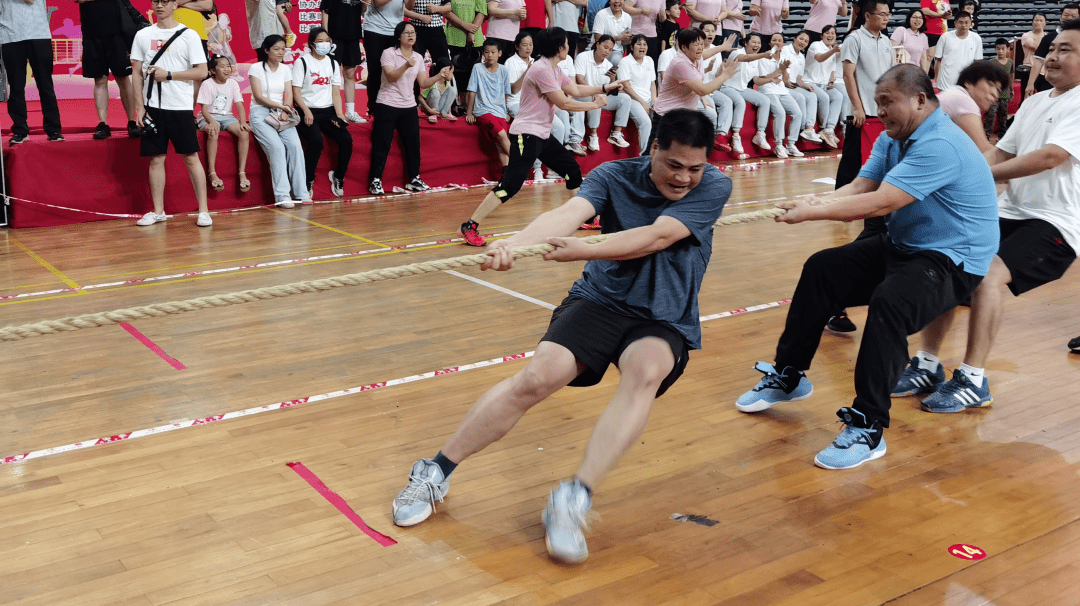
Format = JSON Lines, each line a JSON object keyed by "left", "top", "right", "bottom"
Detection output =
{"left": 780, "top": 31, "right": 823, "bottom": 144}
{"left": 573, "top": 35, "right": 636, "bottom": 150}
{"left": 615, "top": 34, "right": 656, "bottom": 153}
{"left": 249, "top": 34, "right": 309, "bottom": 208}
{"left": 720, "top": 31, "right": 774, "bottom": 154}
{"left": 752, "top": 32, "right": 803, "bottom": 158}
{"left": 804, "top": 24, "right": 845, "bottom": 147}
{"left": 505, "top": 32, "right": 534, "bottom": 118}
{"left": 591, "top": 0, "right": 634, "bottom": 67}
{"left": 699, "top": 22, "right": 734, "bottom": 150}
{"left": 292, "top": 27, "right": 353, "bottom": 198}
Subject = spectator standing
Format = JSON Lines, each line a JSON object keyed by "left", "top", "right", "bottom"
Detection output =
{"left": 657, "top": 0, "right": 681, "bottom": 52}
{"left": 550, "top": 0, "right": 586, "bottom": 57}
{"left": 292, "top": 27, "right": 353, "bottom": 197}
{"left": 409, "top": 0, "right": 454, "bottom": 63}
{"left": 368, "top": 22, "right": 455, "bottom": 194}
{"left": 519, "top": 0, "right": 549, "bottom": 37}
{"left": 1027, "top": 4, "right": 1080, "bottom": 98}
{"left": 131, "top": 0, "right": 211, "bottom": 227}
{"left": 920, "top": 0, "right": 950, "bottom": 69}
{"left": 77, "top": 0, "right": 142, "bottom": 140}
{"left": 719, "top": 0, "right": 747, "bottom": 48}
{"left": 684, "top": 0, "right": 727, "bottom": 30}
{"left": 320, "top": 0, "right": 367, "bottom": 122}
{"left": 364, "top": 0, "right": 416, "bottom": 117}
{"left": 197, "top": 56, "right": 251, "bottom": 194}
{"left": 1018, "top": 13, "right": 1047, "bottom": 98}
{"left": 466, "top": 40, "right": 514, "bottom": 165}
{"left": 934, "top": 10, "right": 981, "bottom": 91}
{"left": 0, "top": 0, "right": 63, "bottom": 144}
{"left": 804, "top": 24, "right": 845, "bottom": 147}
{"left": 487, "top": 0, "right": 528, "bottom": 59}
{"left": 748, "top": 0, "right": 788, "bottom": 36}
{"left": 590, "top": 0, "right": 633, "bottom": 67}
{"left": 248, "top": 0, "right": 290, "bottom": 61}
{"left": 805, "top": 0, "right": 847, "bottom": 44}
{"left": 445, "top": 0, "right": 487, "bottom": 65}
{"left": 623, "top": 0, "right": 663, "bottom": 63}
{"left": 249, "top": 34, "right": 309, "bottom": 208}
{"left": 892, "top": 9, "right": 930, "bottom": 72}
{"left": 983, "top": 40, "right": 1012, "bottom": 139}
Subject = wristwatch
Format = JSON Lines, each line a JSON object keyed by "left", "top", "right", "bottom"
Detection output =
{"left": 166, "top": 71, "right": 173, "bottom": 81}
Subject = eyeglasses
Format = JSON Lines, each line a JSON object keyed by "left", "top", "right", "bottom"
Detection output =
{"left": 151, "top": 0, "right": 174, "bottom": 5}
{"left": 867, "top": 11, "right": 891, "bottom": 18}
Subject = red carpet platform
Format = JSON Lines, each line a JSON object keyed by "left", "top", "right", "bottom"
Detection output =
{"left": 4, "top": 98, "right": 836, "bottom": 228}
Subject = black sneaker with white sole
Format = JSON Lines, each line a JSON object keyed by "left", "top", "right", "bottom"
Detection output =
{"left": 405, "top": 176, "right": 430, "bottom": 192}
{"left": 93, "top": 122, "right": 111, "bottom": 140}
{"left": 9, "top": 133, "right": 27, "bottom": 146}
{"left": 826, "top": 313, "right": 857, "bottom": 334}
{"left": 369, "top": 178, "right": 385, "bottom": 195}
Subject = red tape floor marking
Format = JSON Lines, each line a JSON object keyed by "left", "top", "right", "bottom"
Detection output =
{"left": 0, "top": 300, "right": 791, "bottom": 466}
{"left": 288, "top": 462, "right": 397, "bottom": 547}
{"left": 119, "top": 323, "right": 187, "bottom": 370}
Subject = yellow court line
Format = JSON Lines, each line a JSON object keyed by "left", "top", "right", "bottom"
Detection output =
{"left": 9, "top": 237, "right": 86, "bottom": 295}
{"left": 269, "top": 208, "right": 392, "bottom": 248}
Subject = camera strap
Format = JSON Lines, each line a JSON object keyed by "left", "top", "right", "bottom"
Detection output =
{"left": 145, "top": 27, "right": 190, "bottom": 107}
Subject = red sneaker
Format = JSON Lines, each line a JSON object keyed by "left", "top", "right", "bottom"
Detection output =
{"left": 713, "top": 133, "right": 732, "bottom": 152}
{"left": 458, "top": 221, "right": 486, "bottom": 246}
{"left": 580, "top": 216, "right": 601, "bottom": 230}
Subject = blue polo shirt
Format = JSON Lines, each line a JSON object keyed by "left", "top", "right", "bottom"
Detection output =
{"left": 858, "top": 108, "right": 999, "bottom": 276}
{"left": 568, "top": 156, "right": 730, "bottom": 349}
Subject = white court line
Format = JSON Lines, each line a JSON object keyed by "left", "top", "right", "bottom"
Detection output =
{"left": 444, "top": 270, "right": 557, "bottom": 310}
{"left": 0, "top": 299, "right": 791, "bottom": 466}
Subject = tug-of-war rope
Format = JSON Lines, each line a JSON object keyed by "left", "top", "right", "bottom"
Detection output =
{"left": 0, "top": 206, "right": 788, "bottom": 342}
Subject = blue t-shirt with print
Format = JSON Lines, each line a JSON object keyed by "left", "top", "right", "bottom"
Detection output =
{"left": 858, "top": 108, "right": 999, "bottom": 276}
{"left": 467, "top": 63, "right": 512, "bottom": 120}
{"left": 568, "top": 156, "right": 730, "bottom": 349}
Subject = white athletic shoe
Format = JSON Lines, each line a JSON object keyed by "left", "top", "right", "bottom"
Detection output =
{"left": 775, "top": 145, "right": 789, "bottom": 159}
{"left": 345, "top": 111, "right": 367, "bottom": 124}
{"left": 786, "top": 144, "right": 805, "bottom": 157}
{"left": 136, "top": 212, "right": 166, "bottom": 226}
{"left": 751, "top": 131, "right": 771, "bottom": 151}
{"left": 587, "top": 133, "right": 600, "bottom": 152}
{"left": 275, "top": 200, "right": 295, "bottom": 209}
{"left": 800, "top": 128, "right": 823, "bottom": 143}
{"left": 196, "top": 212, "right": 212, "bottom": 227}
{"left": 532, "top": 167, "right": 544, "bottom": 181}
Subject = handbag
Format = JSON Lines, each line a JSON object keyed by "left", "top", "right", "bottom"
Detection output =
{"left": 264, "top": 111, "right": 301, "bottom": 131}
{"left": 117, "top": 0, "right": 151, "bottom": 45}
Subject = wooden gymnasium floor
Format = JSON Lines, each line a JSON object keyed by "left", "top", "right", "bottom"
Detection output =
{"left": 2, "top": 155, "right": 1079, "bottom": 606}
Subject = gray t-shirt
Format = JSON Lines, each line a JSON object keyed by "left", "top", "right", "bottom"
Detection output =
{"left": 552, "top": 0, "right": 581, "bottom": 32}
{"left": 840, "top": 26, "right": 893, "bottom": 117}
{"left": 365, "top": 0, "right": 406, "bottom": 35}
{"left": 569, "top": 156, "right": 730, "bottom": 349}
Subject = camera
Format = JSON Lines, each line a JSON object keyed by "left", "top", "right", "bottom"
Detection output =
{"left": 142, "top": 114, "right": 158, "bottom": 136}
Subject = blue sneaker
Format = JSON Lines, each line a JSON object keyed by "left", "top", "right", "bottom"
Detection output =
{"left": 814, "top": 408, "right": 886, "bottom": 470}
{"left": 736, "top": 362, "right": 814, "bottom": 412}
{"left": 392, "top": 459, "right": 450, "bottom": 527}
{"left": 921, "top": 370, "right": 992, "bottom": 413}
{"left": 891, "top": 357, "right": 945, "bottom": 397}
{"left": 542, "top": 479, "right": 592, "bottom": 564}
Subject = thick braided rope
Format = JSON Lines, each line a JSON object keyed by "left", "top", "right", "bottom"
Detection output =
{"left": 0, "top": 207, "right": 786, "bottom": 342}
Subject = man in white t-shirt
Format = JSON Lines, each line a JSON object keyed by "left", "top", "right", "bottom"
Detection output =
{"left": 934, "top": 11, "right": 982, "bottom": 90}
{"left": 131, "top": 0, "right": 211, "bottom": 227}
{"left": 894, "top": 22, "right": 1080, "bottom": 411}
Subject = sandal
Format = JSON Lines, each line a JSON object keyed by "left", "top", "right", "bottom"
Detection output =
{"left": 427, "top": 114, "right": 439, "bottom": 124}
{"left": 209, "top": 173, "right": 224, "bottom": 191}
{"left": 238, "top": 172, "right": 251, "bottom": 193}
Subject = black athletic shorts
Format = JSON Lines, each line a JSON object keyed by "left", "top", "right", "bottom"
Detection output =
{"left": 82, "top": 34, "right": 133, "bottom": 79}
{"left": 332, "top": 38, "right": 364, "bottom": 67}
{"left": 998, "top": 217, "right": 1076, "bottom": 296}
{"left": 494, "top": 133, "right": 583, "bottom": 202}
{"left": 141, "top": 107, "right": 201, "bottom": 157}
{"left": 927, "top": 33, "right": 941, "bottom": 47}
{"left": 541, "top": 296, "right": 690, "bottom": 398}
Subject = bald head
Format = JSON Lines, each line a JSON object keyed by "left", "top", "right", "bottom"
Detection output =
{"left": 877, "top": 64, "right": 938, "bottom": 104}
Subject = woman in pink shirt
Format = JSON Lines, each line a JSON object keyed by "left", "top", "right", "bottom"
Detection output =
{"left": 748, "top": 0, "right": 788, "bottom": 36}
{"left": 804, "top": 0, "right": 847, "bottom": 43}
{"left": 624, "top": 0, "right": 666, "bottom": 62}
{"left": 891, "top": 9, "right": 931, "bottom": 72}
{"left": 368, "top": 22, "right": 455, "bottom": 195}
{"left": 487, "top": 0, "right": 529, "bottom": 59}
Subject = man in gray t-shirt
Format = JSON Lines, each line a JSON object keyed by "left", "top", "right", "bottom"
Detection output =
{"left": 389, "top": 109, "right": 729, "bottom": 566}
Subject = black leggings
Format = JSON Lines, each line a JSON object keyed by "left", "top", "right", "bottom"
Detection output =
{"left": 414, "top": 25, "right": 451, "bottom": 63}
{"left": 369, "top": 103, "right": 421, "bottom": 181}
{"left": 494, "top": 133, "right": 583, "bottom": 201}
{"left": 296, "top": 106, "right": 354, "bottom": 184}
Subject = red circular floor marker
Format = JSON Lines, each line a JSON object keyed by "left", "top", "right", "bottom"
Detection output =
{"left": 948, "top": 544, "right": 987, "bottom": 560}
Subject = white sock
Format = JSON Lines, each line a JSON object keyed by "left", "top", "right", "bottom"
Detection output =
{"left": 346, "top": 102, "right": 355, "bottom": 114}
{"left": 916, "top": 351, "right": 940, "bottom": 371}
{"left": 959, "top": 363, "right": 985, "bottom": 388}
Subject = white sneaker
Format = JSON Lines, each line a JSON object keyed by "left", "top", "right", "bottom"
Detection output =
{"left": 344, "top": 111, "right": 367, "bottom": 124}
{"left": 275, "top": 200, "right": 295, "bottom": 209}
{"left": 542, "top": 479, "right": 592, "bottom": 564}
{"left": 136, "top": 212, "right": 166, "bottom": 226}
{"left": 196, "top": 212, "right": 212, "bottom": 227}
{"left": 392, "top": 459, "right": 450, "bottom": 527}
{"left": 532, "top": 167, "right": 544, "bottom": 181}
{"left": 751, "top": 132, "right": 771, "bottom": 151}
{"left": 329, "top": 170, "right": 344, "bottom": 197}
{"left": 545, "top": 169, "right": 560, "bottom": 179}
{"left": 587, "top": 134, "right": 600, "bottom": 152}
{"left": 775, "top": 145, "right": 789, "bottom": 159}
{"left": 786, "top": 144, "right": 805, "bottom": 157}
{"left": 800, "top": 128, "right": 822, "bottom": 143}
{"left": 607, "top": 132, "right": 630, "bottom": 148}
{"left": 731, "top": 135, "right": 745, "bottom": 155}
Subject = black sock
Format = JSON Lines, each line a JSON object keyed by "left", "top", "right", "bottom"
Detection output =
{"left": 432, "top": 451, "right": 458, "bottom": 478}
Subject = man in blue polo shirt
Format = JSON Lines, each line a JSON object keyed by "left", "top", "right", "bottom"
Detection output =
{"left": 734, "top": 64, "right": 999, "bottom": 470}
